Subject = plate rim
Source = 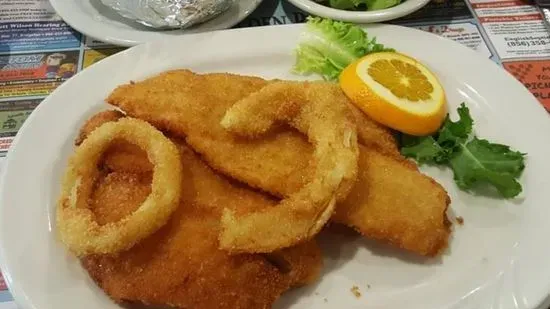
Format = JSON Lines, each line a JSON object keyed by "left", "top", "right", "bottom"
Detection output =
{"left": 49, "top": 0, "right": 264, "bottom": 46}
{"left": 1, "top": 23, "right": 550, "bottom": 309}
{"left": 286, "top": 0, "right": 431, "bottom": 23}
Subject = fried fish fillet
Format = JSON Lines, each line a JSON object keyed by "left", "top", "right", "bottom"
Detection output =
{"left": 106, "top": 70, "right": 451, "bottom": 256}
{"left": 107, "top": 70, "right": 396, "bottom": 195}
{"left": 79, "top": 120, "right": 322, "bottom": 308}
{"left": 332, "top": 146, "right": 451, "bottom": 255}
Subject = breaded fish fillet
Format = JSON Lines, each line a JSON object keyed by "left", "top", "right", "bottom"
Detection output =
{"left": 106, "top": 70, "right": 451, "bottom": 256}
{"left": 79, "top": 121, "right": 322, "bottom": 308}
{"left": 107, "top": 70, "right": 396, "bottom": 195}
{"left": 333, "top": 147, "right": 451, "bottom": 255}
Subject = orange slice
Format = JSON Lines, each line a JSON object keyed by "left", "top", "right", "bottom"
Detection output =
{"left": 339, "top": 52, "right": 447, "bottom": 136}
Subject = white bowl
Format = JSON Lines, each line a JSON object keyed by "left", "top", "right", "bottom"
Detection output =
{"left": 287, "top": 0, "right": 430, "bottom": 23}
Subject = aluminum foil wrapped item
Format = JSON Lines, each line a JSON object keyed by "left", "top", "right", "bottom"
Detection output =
{"left": 101, "top": 0, "right": 233, "bottom": 29}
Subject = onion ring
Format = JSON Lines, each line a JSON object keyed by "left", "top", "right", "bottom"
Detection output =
{"left": 56, "top": 117, "right": 182, "bottom": 256}
{"left": 219, "top": 81, "right": 359, "bottom": 253}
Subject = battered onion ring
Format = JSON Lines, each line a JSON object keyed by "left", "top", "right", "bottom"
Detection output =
{"left": 56, "top": 118, "right": 182, "bottom": 256}
{"left": 219, "top": 81, "right": 359, "bottom": 253}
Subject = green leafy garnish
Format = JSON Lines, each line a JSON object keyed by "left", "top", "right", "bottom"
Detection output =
{"left": 293, "top": 17, "right": 393, "bottom": 81}
{"left": 401, "top": 134, "right": 448, "bottom": 164}
{"left": 328, "top": 0, "right": 367, "bottom": 10}
{"left": 437, "top": 103, "right": 473, "bottom": 147}
{"left": 365, "top": 0, "right": 401, "bottom": 10}
{"left": 400, "top": 103, "right": 526, "bottom": 198}
{"left": 449, "top": 138, "right": 525, "bottom": 198}
{"left": 327, "top": 0, "right": 401, "bottom": 11}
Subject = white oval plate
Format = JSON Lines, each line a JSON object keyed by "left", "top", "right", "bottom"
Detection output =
{"left": 1, "top": 24, "right": 550, "bottom": 309}
{"left": 286, "top": 0, "right": 430, "bottom": 23}
{"left": 49, "top": 0, "right": 262, "bottom": 46}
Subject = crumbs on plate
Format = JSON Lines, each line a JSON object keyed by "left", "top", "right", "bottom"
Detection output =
{"left": 456, "top": 216, "right": 464, "bottom": 225}
{"left": 351, "top": 285, "right": 361, "bottom": 298}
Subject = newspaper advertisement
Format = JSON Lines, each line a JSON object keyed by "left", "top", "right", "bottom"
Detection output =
{"left": 0, "top": 51, "right": 79, "bottom": 98}
{"left": 470, "top": 0, "right": 550, "bottom": 59}
{"left": 414, "top": 22, "right": 493, "bottom": 58}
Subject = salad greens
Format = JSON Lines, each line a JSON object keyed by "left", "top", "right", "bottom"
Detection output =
{"left": 293, "top": 17, "right": 393, "bottom": 81}
{"left": 366, "top": 0, "right": 402, "bottom": 10}
{"left": 326, "top": 0, "right": 402, "bottom": 11}
{"left": 400, "top": 104, "right": 526, "bottom": 198}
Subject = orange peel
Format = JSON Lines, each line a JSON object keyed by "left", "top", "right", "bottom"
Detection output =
{"left": 340, "top": 52, "right": 447, "bottom": 136}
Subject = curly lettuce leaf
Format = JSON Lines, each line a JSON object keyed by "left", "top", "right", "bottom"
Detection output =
{"left": 400, "top": 135, "right": 448, "bottom": 164}
{"left": 400, "top": 104, "right": 526, "bottom": 198}
{"left": 449, "top": 138, "right": 526, "bottom": 198}
{"left": 293, "top": 17, "right": 393, "bottom": 81}
{"left": 437, "top": 103, "right": 473, "bottom": 148}
{"left": 400, "top": 102, "right": 475, "bottom": 163}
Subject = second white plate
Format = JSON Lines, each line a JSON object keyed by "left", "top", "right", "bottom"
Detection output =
{"left": 49, "top": 0, "right": 263, "bottom": 46}
{"left": 287, "top": 0, "right": 430, "bottom": 23}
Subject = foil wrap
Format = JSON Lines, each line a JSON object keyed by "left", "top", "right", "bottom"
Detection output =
{"left": 101, "top": 0, "right": 233, "bottom": 29}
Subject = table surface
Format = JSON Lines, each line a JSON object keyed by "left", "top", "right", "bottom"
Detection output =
{"left": 0, "top": 0, "right": 549, "bottom": 308}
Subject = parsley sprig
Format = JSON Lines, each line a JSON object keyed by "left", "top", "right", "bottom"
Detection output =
{"left": 400, "top": 103, "right": 526, "bottom": 198}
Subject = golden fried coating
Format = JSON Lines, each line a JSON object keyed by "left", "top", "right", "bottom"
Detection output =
{"left": 333, "top": 146, "right": 451, "bottom": 256}
{"left": 103, "top": 141, "right": 152, "bottom": 174}
{"left": 75, "top": 110, "right": 153, "bottom": 174}
{"left": 58, "top": 118, "right": 183, "bottom": 256}
{"left": 81, "top": 148, "right": 322, "bottom": 308}
{"left": 77, "top": 119, "right": 322, "bottom": 308}
{"left": 107, "top": 70, "right": 394, "bottom": 196}
{"left": 75, "top": 110, "right": 124, "bottom": 146}
{"left": 90, "top": 172, "right": 152, "bottom": 225}
{"left": 346, "top": 102, "right": 399, "bottom": 156}
{"left": 219, "top": 81, "right": 359, "bottom": 253}
{"left": 106, "top": 70, "right": 451, "bottom": 256}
